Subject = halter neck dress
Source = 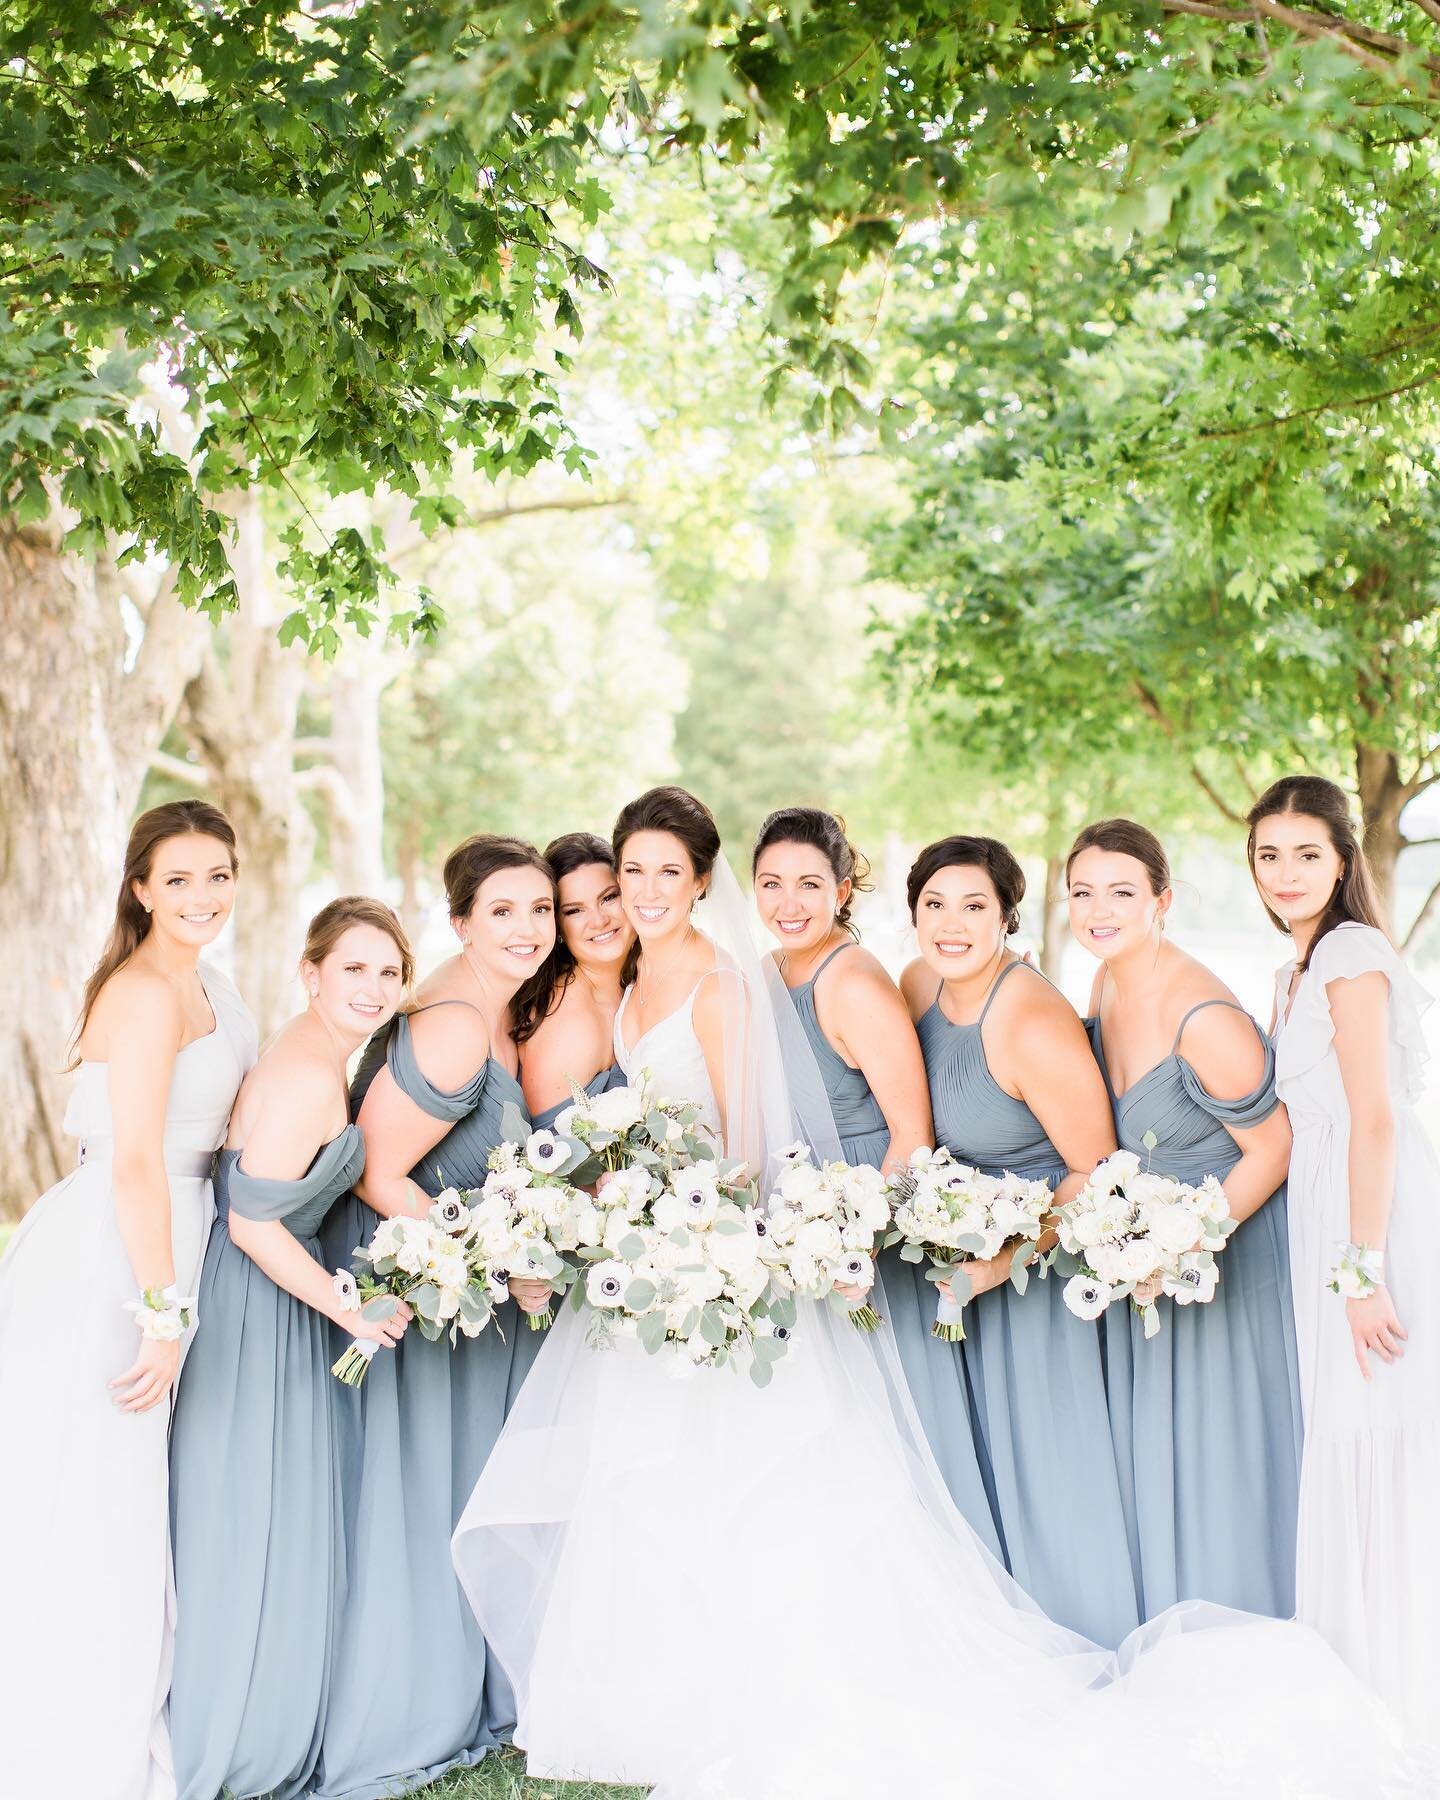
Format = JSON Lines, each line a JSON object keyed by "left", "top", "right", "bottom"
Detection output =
{"left": 0, "top": 962, "right": 256, "bottom": 1800}
{"left": 1087, "top": 995, "right": 1302, "bottom": 1622}
{"left": 781, "top": 942, "right": 892, "bottom": 1168}
{"left": 315, "top": 1002, "right": 536, "bottom": 1800}
{"left": 169, "top": 1124, "right": 365, "bottom": 1800}
{"left": 898, "top": 961, "right": 1138, "bottom": 1645}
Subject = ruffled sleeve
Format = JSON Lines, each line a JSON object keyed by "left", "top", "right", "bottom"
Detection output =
{"left": 384, "top": 1011, "right": 489, "bottom": 1122}
{"left": 1274, "top": 922, "right": 1433, "bottom": 1101}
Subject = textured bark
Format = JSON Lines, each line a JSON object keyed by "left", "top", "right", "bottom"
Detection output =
{"left": 310, "top": 648, "right": 389, "bottom": 896}
{"left": 180, "top": 498, "right": 312, "bottom": 1039}
{"left": 1038, "top": 854, "right": 1068, "bottom": 982}
{"left": 0, "top": 520, "right": 203, "bottom": 1218}
{"left": 1355, "top": 742, "right": 1408, "bottom": 931}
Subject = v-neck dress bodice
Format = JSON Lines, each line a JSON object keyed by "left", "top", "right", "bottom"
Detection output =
{"left": 1086, "top": 998, "right": 1302, "bottom": 1623}
{"left": 614, "top": 978, "right": 722, "bottom": 1139}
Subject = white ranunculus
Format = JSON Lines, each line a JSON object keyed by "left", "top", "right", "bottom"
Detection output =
{"left": 788, "top": 1249, "right": 818, "bottom": 1289}
{"left": 589, "top": 1085, "right": 648, "bottom": 1132}
{"left": 1064, "top": 1273, "right": 1116, "bottom": 1322}
{"left": 710, "top": 1227, "right": 761, "bottom": 1278}
{"left": 1067, "top": 1208, "right": 1110, "bottom": 1250}
{"left": 395, "top": 1236, "right": 428, "bottom": 1276}
{"left": 574, "top": 1201, "right": 603, "bottom": 1246}
{"left": 606, "top": 1165, "right": 654, "bottom": 1216}
{"left": 1086, "top": 1242, "right": 1127, "bottom": 1286}
{"left": 1127, "top": 1172, "right": 1173, "bottom": 1210}
{"left": 586, "top": 1261, "right": 629, "bottom": 1308}
{"left": 777, "top": 1162, "right": 825, "bottom": 1205}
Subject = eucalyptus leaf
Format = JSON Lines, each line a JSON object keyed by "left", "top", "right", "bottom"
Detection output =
{"left": 625, "top": 1278, "right": 658, "bottom": 1311}
{"left": 361, "top": 1294, "right": 398, "bottom": 1322}
{"left": 899, "top": 1242, "right": 925, "bottom": 1264}
{"left": 500, "top": 1100, "right": 529, "bottom": 1146}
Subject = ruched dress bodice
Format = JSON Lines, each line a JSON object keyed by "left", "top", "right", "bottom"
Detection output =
{"left": 531, "top": 1065, "right": 619, "bottom": 1134}
{"left": 316, "top": 1001, "right": 535, "bottom": 1800}
{"left": 782, "top": 943, "right": 890, "bottom": 1167}
{"left": 1086, "top": 997, "right": 1302, "bottom": 1622}
{"left": 171, "top": 1121, "right": 365, "bottom": 1800}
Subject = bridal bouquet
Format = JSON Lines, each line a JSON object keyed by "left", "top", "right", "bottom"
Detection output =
{"left": 764, "top": 1146, "right": 892, "bottom": 1330}
{"left": 571, "top": 1128, "right": 795, "bottom": 1385}
{"left": 331, "top": 1193, "right": 500, "bottom": 1385}
{"left": 553, "top": 1073, "right": 715, "bottom": 1183}
{"left": 882, "top": 1147, "right": 1052, "bottom": 1341}
{"left": 1053, "top": 1144, "right": 1236, "bottom": 1340}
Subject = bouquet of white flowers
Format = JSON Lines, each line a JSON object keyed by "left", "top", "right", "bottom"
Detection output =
{"left": 466, "top": 1122, "right": 596, "bottom": 1330}
{"left": 331, "top": 1191, "right": 499, "bottom": 1385}
{"left": 764, "top": 1145, "right": 892, "bottom": 1330}
{"left": 565, "top": 1088, "right": 796, "bottom": 1383}
{"left": 554, "top": 1072, "right": 716, "bottom": 1183}
{"left": 1052, "top": 1143, "right": 1236, "bottom": 1340}
{"left": 882, "top": 1147, "right": 1052, "bottom": 1341}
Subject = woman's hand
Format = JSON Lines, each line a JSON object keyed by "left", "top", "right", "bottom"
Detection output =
{"left": 1347, "top": 1288, "right": 1407, "bottom": 1380}
{"left": 341, "top": 1297, "right": 412, "bottom": 1345}
{"left": 938, "top": 1247, "right": 1012, "bottom": 1307}
{"left": 109, "top": 1336, "right": 181, "bottom": 1414}
{"left": 834, "top": 1276, "right": 875, "bottom": 1304}
{"left": 509, "top": 1277, "right": 554, "bottom": 1316}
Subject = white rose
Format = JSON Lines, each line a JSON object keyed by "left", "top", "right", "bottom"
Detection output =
{"left": 710, "top": 1227, "right": 761, "bottom": 1278}
{"left": 1115, "top": 1239, "right": 1164, "bottom": 1284}
{"left": 1087, "top": 1242, "right": 1127, "bottom": 1286}
{"left": 573, "top": 1201, "right": 603, "bottom": 1246}
{"left": 777, "top": 1162, "right": 825, "bottom": 1205}
{"left": 794, "top": 1218, "right": 843, "bottom": 1263}
{"left": 1064, "top": 1273, "right": 1116, "bottom": 1322}
{"left": 395, "top": 1237, "right": 427, "bottom": 1276}
{"left": 1146, "top": 1205, "right": 1204, "bottom": 1258}
{"left": 1068, "top": 1208, "right": 1109, "bottom": 1251}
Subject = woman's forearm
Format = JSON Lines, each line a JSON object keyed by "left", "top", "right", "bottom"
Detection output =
{"left": 1346, "top": 1108, "right": 1396, "bottom": 1252}
{"left": 111, "top": 1159, "right": 177, "bottom": 1291}
{"left": 1221, "top": 1147, "right": 1291, "bottom": 1226}
{"left": 354, "top": 1169, "right": 431, "bottom": 1220}
{"left": 228, "top": 1215, "right": 349, "bottom": 1322}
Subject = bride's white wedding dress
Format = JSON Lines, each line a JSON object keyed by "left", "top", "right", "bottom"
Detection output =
{"left": 454, "top": 950, "right": 1429, "bottom": 1798}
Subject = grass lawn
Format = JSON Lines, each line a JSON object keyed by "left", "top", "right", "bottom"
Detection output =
{"left": 407, "top": 1750, "right": 647, "bottom": 1799}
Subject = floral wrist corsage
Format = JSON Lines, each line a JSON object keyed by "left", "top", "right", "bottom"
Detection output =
{"left": 124, "top": 1283, "right": 195, "bottom": 1340}
{"left": 1327, "top": 1243, "right": 1384, "bottom": 1300}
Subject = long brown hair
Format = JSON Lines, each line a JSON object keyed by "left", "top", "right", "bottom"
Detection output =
{"left": 69, "top": 800, "right": 239, "bottom": 1067}
{"left": 1245, "top": 776, "right": 1386, "bottom": 968}
{"left": 512, "top": 832, "right": 616, "bottom": 1047}
{"left": 302, "top": 896, "right": 415, "bottom": 990}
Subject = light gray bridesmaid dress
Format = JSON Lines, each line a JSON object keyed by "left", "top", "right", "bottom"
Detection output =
{"left": 315, "top": 1004, "right": 536, "bottom": 1800}
{"left": 919, "top": 961, "right": 1139, "bottom": 1646}
{"left": 786, "top": 944, "right": 1005, "bottom": 1565}
{"left": 169, "top": 1124, "right": 365, "bottom": 1800}
{"left": 1087, "top": 997, "right": 1303, "bottom": 1621}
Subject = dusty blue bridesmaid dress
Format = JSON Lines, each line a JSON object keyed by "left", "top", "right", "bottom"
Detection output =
{"left": 315, "top": 1003, "right": 537, "bottom": 1800}
{"left": 1087, "top": 998, "right": 1303, "bottom": 1621}
{"left": 169, "top": 1124, "right": 364, "bottom": 1800}
{"left": 919, "top": 961, "right": 1139, "bottom": 1646}
{"left": 530, "top": 1063, "right": 617, "bottom": 1133}
{"left": 786, "top": 944, "right": 1005, "bottom": 1565}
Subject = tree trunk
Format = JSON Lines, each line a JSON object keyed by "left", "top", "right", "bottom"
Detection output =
{"left": 181, "top": 499, "right": 312, "bottom": 1038}
{"left": 312, "top": 649, "right": 389, "bottom": 896}
{"left": 0, "top": 521, "right": 203, "bottom": 1217}
{"left": 397, "top": 810, "right": 426, "bottom": 949}
{"left": 1354, "top": 742, "right": 1409, "bottom": 932}
{"left": 1038, "top": 854, "right": 1068, "bottom": 981}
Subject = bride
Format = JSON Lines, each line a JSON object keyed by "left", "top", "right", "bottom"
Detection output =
{"left": 454, "top": 786, "right": 1428, "bottom": 1799}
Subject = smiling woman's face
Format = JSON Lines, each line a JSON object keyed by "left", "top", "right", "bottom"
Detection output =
{"left": 912, "top": 862, "right": 1006, "bottom": 977}
{"left": 557, "top": 860, "right": 633, "bottom": 971}
{"left": 617, "top": 829, "right": 704, "bottom": 946}
{"left": 458, "top": 864, "right": 556, "bottom": 985}
{"left": 1249, "top": 811, "right": 1344, "bottom": 931}
{"left": 305, "top": 923, "right": 406, "bottom": 1038}
{"left": 1066, "top": 848, "right": 1168, "bottom": 961}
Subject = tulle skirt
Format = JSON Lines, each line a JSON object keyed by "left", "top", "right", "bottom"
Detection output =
{"left": 454, "top": 1302, "right": 1432, "bottom": 1798}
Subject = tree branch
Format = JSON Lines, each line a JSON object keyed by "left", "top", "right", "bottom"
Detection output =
{"left": 1408, "top": 0, "right": 1440, "bottom": 28}
{"left": 1401, "top": 871, "right": 1440, "bottom": 952}
{"left": 1197, "top": 367, "right": 1440, "bottom": 442}
{"left": 1163, "top": 0, "right": 1440, "bottom": 83}
{"left": 1402, "top": 834, "right": 1440, "bottom": 850}
{"left": 149, "top": 748, "right": 211, "bottom": 788}
{"left": 1131, "top": 680, "right": 1248, "bottom": 823}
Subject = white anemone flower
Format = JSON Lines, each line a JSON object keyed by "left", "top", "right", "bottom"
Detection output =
{"left": 1064, "top": 1273, "right": 1116, "bottom": 1322}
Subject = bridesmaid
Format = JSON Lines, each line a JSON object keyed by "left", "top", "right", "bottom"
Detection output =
{"left": 316, "top": 836, "right": 558, "bottom": 1800}
{"left": 1249, "top": 777, "right": 1439, "bottom": 1739}
{"left": 168, "top": 897, "right": 413, "bottom": 1800}
{"left": 517, "top": 831, "right": 633, "bottom": 1129}
{"left": 0, "top": 801, "right": 256, "bottom": 1800}
{"left": 897, "top": 835, "right": 1138, "bottom": 1645}
{"left": 1068, "top": 816, "right": 1300, "bottom": 1620}
{"left": 752, "top": 806, "right": 931, "bottom": 1173}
